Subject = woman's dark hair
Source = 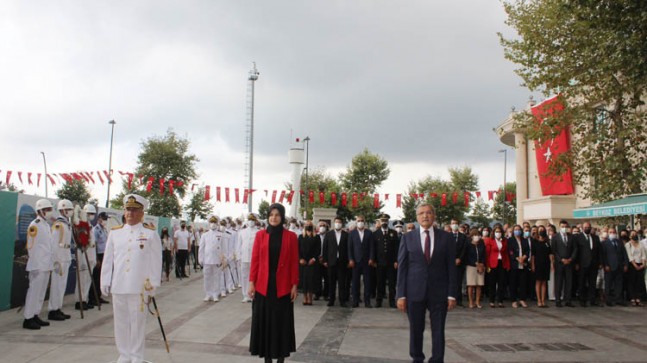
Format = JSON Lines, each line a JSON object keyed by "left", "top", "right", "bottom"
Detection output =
{"left": 160, "top": 228, "right": 170, "bottom": 239}
{"left": 268, "top": 203, "right": 286, "bottom": 225}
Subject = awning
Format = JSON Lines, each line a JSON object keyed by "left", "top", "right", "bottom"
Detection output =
{"left": 573, "top": 194, "right": 647, "bottom": 219}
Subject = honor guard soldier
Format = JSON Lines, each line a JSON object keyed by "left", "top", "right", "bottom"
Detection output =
{"left": 48, "top": 200, "right": 74, "bottom": 321}
{"left": 75, "top": 204, "right": 98, "bottom": 310}
{"left": 373, "top": 213, "right": 399, "bottom": 308}
{"left": 101, "top": 194, "right": 162, "bottom": 363}
{"left": 220, "top": 219, "right": 235, "bottom": 296}
{"left": 199, "top": 215, "right": 227, "bottom": 302}
{"left": 23, "top": 199, "right": 55, "bottom": 330}
{"left": 237, "top": 213, "right": 259, "bottom": 302}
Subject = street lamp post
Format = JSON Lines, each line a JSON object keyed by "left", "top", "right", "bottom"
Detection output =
{"left": 499, "top": 149, "right": 507, "bottom": 224}
{"left": 40, "top": 151, "right": 48, "bottom": 197}
{"left": 106, "top": 120, "right": 116, "bottom": 207}
{"left": 303, "top": 136, "right": 310, "bottom": 219}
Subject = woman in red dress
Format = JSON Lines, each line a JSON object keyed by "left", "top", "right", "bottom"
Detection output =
{"left": 485, "top": 225, "right": 510, "bottom": 307}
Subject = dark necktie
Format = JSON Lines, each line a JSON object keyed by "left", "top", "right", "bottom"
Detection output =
{"left": 424, "top": 230, "right": 431, "bottom": 263}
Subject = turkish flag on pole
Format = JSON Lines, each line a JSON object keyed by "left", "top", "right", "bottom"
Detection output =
{"left": 5, "top": 171, "right": 12, "bottom": 185}
{"left": 309, "top": 191, "right": 314, "bottom": 203}
{"left": 331, "top": 192, "right": 337, "bottom": 206}
{"left": 159, "top": 178, "right": 165, "bottom": 195}
{"left": 286, "top": 191, "right": 295, "bottom": 204}
{"left": 216, "top": 187, "right": 221, "bottom": 202}
{"left": 452, "top": 192, "right": 458, "bottom": 204}
{"left": 319, "top": 191, "right": 325, "bottom": 204}
{"left": 235, "top": 188, "right": 240, "bottom": 203}
{"left": 373, "top": 193, "right": 379, "bottom": 208}
{"left": 272, "top": 190, "right": 277, "bottom": 203}
{"left": 531, "top": 95, "right": 574, "bottom": 195}
{"left": 351, "top": 193, "right": 358, "bottom": 208}
{"left": 441, "top": 193, "right": 447, "bottom": 206}
{"left": 146, "top": 177, "right": 154, "bottom": 192}
{"left": 396, "top": 194, "right": 402, "bottom": 208}
{"left": 488, "top": 190, "right": 495, "bottom": 201}
{"left": 464, "top": 192, "right": 471, "bottom": 207}
{"left": 168, "top": 180, "right": 175, "bottom": 195}
{"left": 279, "top": 190, "right": 286, "bottom": 203}
{"left": 341, "top": 192, "right": 348, "bottom": 207}
{"left": 204, "top": 186, "right": 211, "bottom": 201}
{"left": 243, "top": 189, "right": 249, "bottom": 204}
{"left": 225, "top": 188, "right": 230, "bottom": 202}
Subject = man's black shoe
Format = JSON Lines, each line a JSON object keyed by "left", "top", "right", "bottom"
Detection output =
{"left": 340, "top": 302, "right": 349, "bottom": 308}
{"left": 565, "top": 302, "right": 575, "bottom": 307}
{"left": 23, "top": 318, "right": 41, "bottom": 330}
{"left": 365, "top": 303, "right": 373, "bottom": 308}
{"left": 87, "top": 301, "right": 95, "bottom": 309}
{"left": 352, "top": 302, "right": 359, "bottom": 308}
{"left": 313, "top": 296, "right": 320, "bottom": 301}
{"left": 59, "top": 310, "right": 71, "bottom": 319}
{"left": 389, "top": 302, "right": 397, "bottom": 308}
{"left": 555, "top": 301, "right": 563, "bottom": 307}
{"left": 75, "top": 302, "right": 83, "bottom": 310}
{"left": 617, "top": 302, "right": 628, "bottom": 307}
{"left": 33, "top": 315, "right": 50, "bottom": 326}
{"left": 48, "top": 310, "right": 65, "bottom": 321}
{"left": 375, "top": 301, "right": 382, "bottom": 308}
{"left": 100, "top": 298, "right": 110, "bottom": 304}
{"left": 327, "top": 302, "right": 334, "bottom": 307}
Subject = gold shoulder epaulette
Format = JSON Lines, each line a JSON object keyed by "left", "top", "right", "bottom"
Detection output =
{"left": 53, "top": 222, "right": 62, "bottom": 230}
{"left": 28, "top": 226, "right": 38, "bottom": 238}
{"left": 111, "top": 225, "right": 124, "bottom": 230}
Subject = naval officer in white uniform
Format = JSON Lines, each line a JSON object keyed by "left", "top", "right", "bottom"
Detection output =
{"left": 237, "top": 213, "right": 259, "bottom": 302}
{"left": 101, "top": 194, "right": 162, "bottom": 363}
{"left": 48, "top": 199, "right": 74, "bottom": 321}
{"left": 199, "top": 215, "right": 227, "bottom": 302}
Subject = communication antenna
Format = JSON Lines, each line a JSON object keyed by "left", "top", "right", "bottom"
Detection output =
{"left": 244, "top": 62, "right": 260, "bottom": 213}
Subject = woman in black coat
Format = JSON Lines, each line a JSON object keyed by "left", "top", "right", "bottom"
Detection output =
{"left": 299, "top": 220, "right": 321, "bottom": 305}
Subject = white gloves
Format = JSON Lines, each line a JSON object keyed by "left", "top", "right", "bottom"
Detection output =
{"left": 101, "top": 285, "right": 111, "bottom": 296}
{"left": 53, "top": 261, "right": 62, "bottom": 276}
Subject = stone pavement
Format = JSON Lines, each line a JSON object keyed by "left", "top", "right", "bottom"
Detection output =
{"left": 1, "top": 271, "right": 646, "bottom": 363}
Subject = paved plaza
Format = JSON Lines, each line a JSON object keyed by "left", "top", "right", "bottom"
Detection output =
{"left": 1, "top": 272, "right": 646, "bottom": 363}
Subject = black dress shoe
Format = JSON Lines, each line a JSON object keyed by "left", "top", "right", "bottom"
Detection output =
{"left": 99, "top": 298, "right": 110, "bottom": 304}
{"left": 365, "top": 303, "right": 373, "bottom": 308}
{"left": 327, "top": 302, "right": 334, "bottom": 307}
{"left": 340, "top": 302, "right": 349, "bottom": 308}
{"left": 352, "top": 302, "right": 359, "bottom": 308}
{"left": 389, "top": 302, "right": 397, "bottom": 308}
{"left": 565, "top": 302, "right": 575, "bottom": 307}
{"left": 59, "top": 310, "right": 71, "bottom": 319}
{"left": 33, "top": 315, "right": 50, "bottom": 326}
{"left": 23, "top": 318, "right": 41, "bottom": 330}
{"left": 48, "top": 310, "right": 65, "bottom": 321}
{"left": 314, "top": 296, "right": 320, "bottom": 301}
{"left": 375, "top": 301, "right": 382, "bottom": 308}
{"left": 555, "top": 302, "right": 563, "bottom": 307}
{"left": 87, "top": 301, "right": 95, "bottom": 309}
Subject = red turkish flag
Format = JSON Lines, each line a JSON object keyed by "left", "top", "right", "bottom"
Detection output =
{"left": 204, "top": 185, "right": 211, "bottom": 201}
{"left": 5, "top": 171, "right": 12, "bottom": 185}
{"left": 127, "top": 173, "right": 134, "bottom": 189}
{"left": 225, "top": 188, "right": 230, "bottom": 202}
{"left": 441, "top": 193, "right": 447, "bottom": 206}
{"left": 28, "top": 172, "right": 33, "bottom": 185}
{"left": 243, "top": 189, "right": 249, "bottom": 204}
{"left": 373, "top": 193, "right": 379, "bottom": 209}
{"left": 159, "top": 178, "right": 165, "bottom": 195}
{"left": 85, "top": 172, "right": 95, "bottom": 184}
{"left": 475, "top": 191, "right": 481, "bottom": 199}
{"left": 384, "top": 194, "right": 389, "bottom": 201}
{"left": 352, "top": 193, "right": 358, "bottom": 208}
{"left": 309, "top": 190, "right": 314, "bottom": 203}
{"left": 37, "top": 173, "right": 42, "bottom": 187}
{"left": 216, "top": 187, "right": 221, "bottom": 202}
{"left": 331, "top": 192, "right": 337, "bottom": 206}
{"left": 168, "top": 179, "right": 175, "bottom": 195}
{"left": 234, "top": 188, "right": 240, "bottom": 203}
{"left": 286, "top": 191, "right": 295, "bottom": 204}
{"left": 103, "top": 170, "right": 112, "bottom": 183}
{"left": 279, "top": 190, "right": 286, "bottom": 203}
{"left": 17, "top": 171, "right": 23, "bottom": 184}
{"left": 464, "top": 192, "right": 471, "bottom": 207}
{"left": 46, "top": 174, "right": 56, "bottom": 186}
{"left": 319, "top": 191, "right": 325, "bottom": 204}
{"left": 341, "top": 192, "right": 348, "bottom": 207}
{"left": 531, "top": 95, "right": 574, "bottom": 195}
{"left": 396, "top": 194, "right": 402, "bottom": 208}
{"left": 488, "top": 190, "right": 495, "bottom": 201}
{"left": 409, "top": 193, "right": 418, "bottom": 199}
{"left": 146, "top": 177, "right": 154, "bottom": 192}
{"left": 430, "top": 192, "right": 438, "bottom": 199}
{"left": 452, "top": 192, "right": 458, "bottom": 204}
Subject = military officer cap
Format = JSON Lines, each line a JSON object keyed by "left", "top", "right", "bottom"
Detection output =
{"left": 98, "top": 212, "right": 109, "bottom": 220}
{"left": 219, "top": 218, "right": 228, "bottom": 226}
{"left": 208, "top": 215, "right": 219, "bottom": 223}
{"left": 378, "top": 213, "right": 391, "bottom": 222}
{"left": 123, "top": 194, "right": 149, "bottom": 210}
{"left": 247, "top": 213, "right": 259, "bottom": 221}
{"left": 393, "top": 220, "right": 404, "bottom": 228}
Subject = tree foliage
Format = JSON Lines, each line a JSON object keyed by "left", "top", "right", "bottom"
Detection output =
{"left": 492, "top": 182, "right": 517, "bottom": 226}
{"left": 186, "top": 187, "right": 213, "bottom": 222}
{"left": 469, "top": 199, "right": 492, "bottom": 228}
{"left": 296, "top": 168, "right": 341, "bottom": 220}
{"left": 500, "top": 0, "right": 647, "bottom": 202}
{"left": 257, "top": 199, "right": 270, "bottom": 220}
{"left": 402, "top": 167, "right": 479, "bottom": 226}
{"left": 56, "top": 179, "right": 92, "bottom": 206}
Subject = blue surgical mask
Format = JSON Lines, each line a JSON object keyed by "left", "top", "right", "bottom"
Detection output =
{"left": 523, "top": 231, "right": 530, "bottom": 238}
{"left": 514, "top": 230, "right": 522, "bottom": 237}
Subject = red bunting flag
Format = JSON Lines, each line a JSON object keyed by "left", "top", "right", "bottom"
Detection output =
{"left": 159, "top": 178, "right": 165, "bottom": 195}
{"left": 127, "top": 173, "right": 134, "bottom": 189}
{"left": 168, "top": 179, "right": 175, "bottom": 195}
{"left": 243, "top": 189, "right": 249, "bottom": 204}
{"left": 204, "top": 185, "right": 211, "bottom": 201}
{"left": 341, "top": 192, "right": 348, "bottom": 207}
{"left": 384, "top": 194, "right": 389, "bottom": 201}
{"left": 506, "top": 192, "right": 515, "bottom": 202}
{"left": 464, "top": 192, "right": 470, "bottom": 207}
{"left": 235, "top": 188, "right": 240, "bottom": 203}
{"left": 441, "top": 193, "right": 447, "bottom": 206}
{"left": 225, "top": 188, "right": 230, "bottom": 202}
{"left": 5, "top": 171, "right": 12, "bottom": 185}
{"left": 28, "top": 172, "right": 33, "bottom": 185}
{"left": 319, "top": 191, "right": 325, "bottom": 204}
{"left": 488, "top": 190, "right": 495, "bottom": 201}
{"left": 17, "top": 171, "right": 23, "bottom": 184}
{"left": 396, "top": 194, "right": 402, "bottom": 208}
{"left": 145, "top": 177, "right": 153, "bottom": 192}
{"left": 279, "top": 190, "right": 286, "bottom": 203}
{"left": 286, "top": 191, "right": 295, "bottom": 204}
{"left": 216, "top": 187, "right": 221, "bottom": 202}
{"left": 409, "top": 193, "right": 418, "bottom": 199}
{"left": 373, "top": 193, "right": 379, "bottom": 208}
{"left": 430, "top": 192, "right": 438, "bottom": 198}
{"left": 272, "top": 190, "right": 277, "bottom": 203}
{"left": 309, "top": 190, "right": 314, "bottom": 203}
{"left": 37, "top": 173, "right": 42, "bottom": 187}
{"left": 331, "top": 192, "right": 337, "bottom": 206}
{"left": 46, "top": 174, "right": 56, "bottom": 186}
{"left": 452, "top": 192, "right": 458, "bottom": 204}
{"left": 475, "top": 191, "right": 481, "bottom": 199}
{"left": 85, "top": 172, "right": 95, "bottom": 184}
{"left": 103, "top": 170, "right": 112, "bottom": 183}
{"left": 352, "top": 193, "right": 358, "bottom": 208}
{"left": 97, "top": 171, "right": 104, "bottom": 185}
{"left": 176, "top": 180, "right": 184, "bottom": 188}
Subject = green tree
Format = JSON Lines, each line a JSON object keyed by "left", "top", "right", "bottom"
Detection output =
{"left": 293, "top": 168, "right": 341, "bottom": 220}
{"left": 185, "top": 188, "right": 213, "bottom": 222}
{"left": 402, "top": 167, "right": 479, "bottom": 226}
{"left": 492, "top": 182, "right": 517, "bottom": 226}
{"left": 499, "top": 0, "right": 647, "bottom": 202}
{"left": 258, "top": 199, "right": 270, "bottom": 220}
{"left": 110, "top": 129, "right": 198, "bottom": 217}
{"left": 56, "top": 179, "right": 92, "bottom": 205}
{"left": 0, "top": 182, "right": 24, "bottom": 193}
{"left": 469, "top": 199, "right": 492, "bottom": 228}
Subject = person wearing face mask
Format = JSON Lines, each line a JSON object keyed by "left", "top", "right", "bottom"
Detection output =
{"left": 550, "top": 220, "right": 577, "bottom": 307}
{"left": 299, "top": 221, "right": 321, "bottom": 305}
{"left": 174, "top": 222, "right": 191, "bottom": 278}
{"left": 522, "top": 226, "right": 536, "bottom": 302}
{"left": 75, "top": 204, "right": 99, "bottom": 311}
{"left": 465, "top": 229, "right": 485, "bottom": 309}
{"left": 373, "top": 214, "right": 400, "bottom": 308}
{"left": 531, "top": 225, "right": 553, "bottom": 307}
{"left": 406, "top": 223, "right": 415, "bottom": 233}
{"left": 348, "top": 215, "right": 375, "bottom": 308}
{"left": 322, "top": 217, "right": 350, "bottom": 307}
{"left": 226, "top": 219, "right": 240, "bottom": 289}
{"left": 199, "top": 215, "right": 226, "bottom": 302}
{"left": 600, "top": 227, "right": 629, "bottom": 306}
{"left": 394, "top": 220, "right": 404, "bottom": 239}
{"left": 22, "top": 199, "right": 56, "bottom": 330}
{"left": 485, "top": 226, "right": 510, "bottom": 307}
{"left": 91, "top": 212, "right": 110, "bottom": 305}
{"left": 238, "top": 213, "right": 260, "bottom": 303}
{"left": 574, "top": 222, "right": 602, "bottom": 307}
{"left": 314, "top": 222, "right": 329, "bottom": 301}
{"left": 507, "top": 225, "right": 530, "bottom": 308}
{"left": 160, "top": 227, "right": 173, "bottom": 282}
{"left": 450, "top": 219, "right": 468, "bottom": 307}
{"left": 47, "top": 200, "right": 74, "bottom": 322}
{"left": 624, "top": 231, "right": 646, "bottom": 306}
{"left": 219, "top": 219, "right": 236, "bottom": 296}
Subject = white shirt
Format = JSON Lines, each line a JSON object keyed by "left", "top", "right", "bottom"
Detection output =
{"left": 358, "top": 229, "right": 364, "bottom": 241}
{"left": 419, "top": 228, "right": 434, "bottom": 258}
{"left": 199, "top": 229, "right": 227, "bottom": 265}
{"left": 319, "top": 234, "right": 325, "bottom": 257}
{"left": 174, "top": 229, "right": 190, "bottom": 250}
{"left": 237, "top": 226, "right": 258, "bottom": 263}
{"left": 335, "top": 230, "right": 342, "bottom": 258}
{"left": 495, "top": 239, "right": 503, "bottom": 260}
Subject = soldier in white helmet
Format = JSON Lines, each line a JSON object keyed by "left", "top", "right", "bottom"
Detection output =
{"left": 23, "top": 199, "right": 55, "bottom": 330}
{"left": 47, "top": 199, "right": 74, "bottom": 321}
{"left": 237, "top": 213, "right": 259, "bottom": 302}
{"left": 100, "top": 194, "right": 162, "bottom": 363}
{"left": 75, "top": 204, "right": 98, "bottom": 310}
{"left": 199, "top": 215, "right": 227, "bottom": 302}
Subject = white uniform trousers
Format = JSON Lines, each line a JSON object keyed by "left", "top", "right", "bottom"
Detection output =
{"left": 236, "top": 260, "right": 243, "bottom": 287}
{"left": 240, "top": 262, "right": 251, "bottom": 300}
{"left": 113, "top": 294, "right": 147, "bottom": 363}
{"left": 222, "top": 266, "right": 234, "bottom": 294}
{"left": 48, "top": 261, "right": 70, "bottom": 311}
{"left": 229, "top": 259, "right": 239, "bottom": 287}
{"left": 24, "top": 270, "right": 51, "bottom": 319}
{"left": 203, "top": 264, "right": 222, "bottom": 299}
{"left": 76, "top": 259, "right": 96, "bottom": 302}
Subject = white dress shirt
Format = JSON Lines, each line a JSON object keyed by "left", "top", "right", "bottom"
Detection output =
{"left": 419, "top": 228, "right": 434, "bottom": 258}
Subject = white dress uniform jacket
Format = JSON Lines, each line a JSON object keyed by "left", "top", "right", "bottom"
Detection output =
{"left": 237, "top": 226, "right": 258, "bottom": 264}
{"left": 26, "top": 218, "right": 54, "bottom": 272}
{"left": 199, "top": 230, "right": 227, "bottom": 265}
{"left": 51, "top": 217, "right": 72, "bottom": 264}
{"left": 101, "top": 223, "right": 162, "bottom": 294}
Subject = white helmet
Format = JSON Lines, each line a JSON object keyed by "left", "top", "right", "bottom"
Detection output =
{"left": 35, "top": 199, "right": 53, "bottom": 211}
{"left": 57, "top": 199, "right": 73, "bottom": 211}
{"left": 83, "top": 204, "right": 97, "bottom": 214}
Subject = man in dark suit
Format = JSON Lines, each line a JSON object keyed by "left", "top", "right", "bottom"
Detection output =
{"left": 600, "top": 228, "right": 629, "bottom": 306}
{"left": 575, "top": 222, "right": 601, "bottom": 306}
{"left": 450, "top": 219, "right": 468, "bottom": 307}
{"left": 397, "top": 203, "right": 457, "bottom": 363}
{"left": 322, "top": 216, "right": 350, "bottom": 307}
{"left": 373, "top": 213, "right": 399, "bottom": 308}
{"left": 550, "top": 220, "right": 578, "bottom": 307}
{"left": 348, "top": 215, "right": 374, "bottom": 308}
{"left": 315, "top": 221, "right": 329, "bottom": 301}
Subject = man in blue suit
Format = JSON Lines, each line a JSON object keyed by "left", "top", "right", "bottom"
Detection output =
{"left": 348, "top": 215, "right": 374, "bottom": 308}
{"left": 397, "top": 203, "right": 457, "bottom": 363}
{"left": 600, "top": 227, "right": 628, "bottom": 306}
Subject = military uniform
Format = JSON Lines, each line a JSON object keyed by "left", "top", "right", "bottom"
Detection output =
{"left": 23, "top": 216, "right": 54, "bottom": 327}
{"left": 237, "top": 219, "right": 258, "bottom": 302}
{"left": 48, "top": 216, "right": 73, "bottom": 318}
{"left": 373, "top": 225, "right": 399, "bottom": 308}
{"left": 101, "top": 194, "right": 162, "bottom": 363}
{"left": 226, "top": 225, "right": 239, "bottom": 288}
{"left": 199, "top": 227, "right": 227, "bottom": 301}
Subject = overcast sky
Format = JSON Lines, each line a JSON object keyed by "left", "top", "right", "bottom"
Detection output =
{"left": 0, "top": 0, "right": 537, "bottom": 220}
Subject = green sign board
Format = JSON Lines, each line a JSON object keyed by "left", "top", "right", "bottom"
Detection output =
{"left": 573, "top": 202, "right": 647, "bottom": 219}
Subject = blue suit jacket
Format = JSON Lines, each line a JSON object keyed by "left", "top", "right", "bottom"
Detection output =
{"left": 396, "top": 227, "right": 457, "bottom": 303}
{"left": 348, "top": 228, "right": 374, "bottom": 264}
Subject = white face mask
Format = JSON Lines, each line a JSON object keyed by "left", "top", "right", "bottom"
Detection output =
{"left": 247, "top": 220, "right": 255, "bottom": 227}
{"left": 451, "top": 224, "right": 459, "bottom": 231}
{"left": 209, "top": 223, "right": 218, "bottom": 230}
{"left": 319, "top": 226, "right": 326, "bottom": 234}
{"left": 219, "top": 225, "right": 226, "bottom": 232}
{"left": 43, "top": 210, "right": 54, "bottom": 220}
{"left": 395, "top": 227, "right": 402, "bottom": 233}
{"left": 356, "top": 221, "right": 365, "bottom": 229}
{"left": 560, "top": 227, "right": 567, "bottom": 234}
{"left": 608, "top": 233, "right": 617, "bottom": 240}
{"left": 334, "top": 222, "right": 342, "bottom": 230}
{"left": 61, "top": 210, "right": 73, "bottom": 218}
{"left": 482, "top": 230, "right": 490, "bottom": 237}
{"left": 494, "top": 232, "right": 502, "bottom": 239}
{"left": 601, "top": 232, "right": 608, "bottom": 239}
{"left": 472, "top": 236, "right": 480, "bottom": 242}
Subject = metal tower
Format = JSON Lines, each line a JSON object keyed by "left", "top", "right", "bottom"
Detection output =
{"left": 244, "top": 62, "right": 259, "bottom": 213}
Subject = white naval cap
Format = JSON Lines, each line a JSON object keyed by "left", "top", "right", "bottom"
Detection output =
{"left": 123, "top": 193, "right": 149, "bottom": 210}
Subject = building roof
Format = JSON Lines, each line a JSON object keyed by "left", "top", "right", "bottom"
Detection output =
{"left": 573, "top": 193, "right": 647, "bottom": 219}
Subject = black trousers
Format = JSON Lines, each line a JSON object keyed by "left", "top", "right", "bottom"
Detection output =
{"left": 407, "top": 299, "right": 447, "bottom": 363}
{"left": 456, "top": 266, "right": 465, "bottom": 304}
{"left": 316, "top": 263, "right": 328, "bottom": 298}
{"left": 555, "top": 263, "right": 573, "bottom": 303}
{"left": 627, "top": 263, "right": 645, "bottom": 300}
{"left": 162, "top": 250, "right": 173, "bottom": 277}
{"left": 352, "top": 261, "right": 372, "bottom": 304}
{"left": 176, "top": 250, "right": 188, "bottom": 277}
{"left": 191, "top": 245, "right": 200, "bottom": 269}
{"left": 487, "top": 261, "right": 506, "bottom": 303}
{"left": 604, "top": 268, "right": 624, "bottom": 304}
{"left": 508, "top": 268, "right": 528, "bottom": 301}
{"left": 89, "top": 253, "right": 104, "bottom": 303}
{"left": 328, "top": 264, "right": 349, "bottom": 304}
{"left": 375, "top": 264, "right": 396, "bottom": 304}
{"left": 577, "top": 265, "right": 598, "bottom": 304}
